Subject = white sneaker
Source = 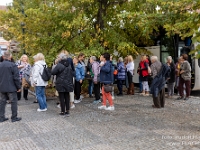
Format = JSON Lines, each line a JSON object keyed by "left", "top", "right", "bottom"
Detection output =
{"left": 112, "top": 96, "right": 115, "bottom": 100}
{"left": 80, "top": 95, "right": 84, "bottom": 99}
{"left": 57, "top": 104, "right": 61, "bottom": 108}
{"left": 105, "top": 106, "right": 115, "bottom": 111}
{"left": 98, "top": 105, "right": 107, "bottom": 110}
{"left": 74, "top": 99, "right": 82, "bottom": 104}
{"left": 71, "top": 104, "right": 75, "bottom": 109}
{"left": 37, "top": 108, "right": 47, "bottom": 112}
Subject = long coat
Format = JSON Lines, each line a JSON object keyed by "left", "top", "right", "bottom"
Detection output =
{"left": 51, "top": 59, "right": 74, "bottom": 92}
{"left": 150, "top": 64, "right": 170, "bottom": 97}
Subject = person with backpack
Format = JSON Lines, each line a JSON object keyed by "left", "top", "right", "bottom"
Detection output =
{"left": 16, "top": 54, "right": 31, "bottom": 100}
{"left": 31, "top": 53, "right": 48, "bottom": 112}
{"left": 90, "top": 56, "right": 101, "bottom": 104}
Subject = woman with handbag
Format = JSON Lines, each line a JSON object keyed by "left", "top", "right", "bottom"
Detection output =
{"left": 98, "top": 53, "right": 114, "bottom": 111}
{"left": 16, "top": 54, "right": 31, "bottom": 100}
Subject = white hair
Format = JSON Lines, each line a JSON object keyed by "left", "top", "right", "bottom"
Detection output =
{"left": 167, "top": 56, "right": 172, "bottom": 60}
{"left": 118, "top": 57, "right": 123, "bottom": 62}
{"left": 58, "top": 53, "right": 67, "bottom": 60}
{"left": 151, "top": 56, "right": 158, "bottom": 61}
{"left": 90, "top": 56, "right": 96, "bottom": 61}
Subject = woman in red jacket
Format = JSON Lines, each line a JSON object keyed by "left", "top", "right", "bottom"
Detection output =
{"left": 138, "top": 55, "right": 150, "bottom": 96}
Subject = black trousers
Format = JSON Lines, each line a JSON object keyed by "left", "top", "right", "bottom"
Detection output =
{"left": 0, "top": 92, "right": 18, "bottom": 120}
{"left": 117, "top": 80, "right": 124, "bottom": 94}
{"left": 58, "top": 92, "right": 70, "bottom": 113}
{"left": 153, "top": 88, "right": 165, "bottom": 108}
{"left": 17, "top": 88, "right": 28, "bottom": 100}
{"left": 94, "top": 82, "right": 100, "bottom": 100}
{"left": 74, "top": 81, "right": 81, "bottom": 100}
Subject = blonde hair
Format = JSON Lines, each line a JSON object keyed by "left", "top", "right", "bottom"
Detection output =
{"left": 127, "top": 55, "right": 133, "bottom": 63}
{"left": 60, "top": 50, "right": 69, "bottom": 57}
{"left": 35, "top": 53, "right": 45, "bottom": 61}
{"left": 20, "top": 54, "right": 29, "bottom": 63}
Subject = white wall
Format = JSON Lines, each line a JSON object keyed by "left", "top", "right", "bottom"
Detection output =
{"left": 133, "top": 46, "right": 160, "bottom": 83}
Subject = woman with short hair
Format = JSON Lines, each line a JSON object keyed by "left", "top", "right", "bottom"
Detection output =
{"left": 31, "top": 53, "right": 48, "bottom": 112}
{"left": 117, "top": 57, "right": 126, "bottom": 96}
{"left": 16, "top": 54, "right": 31, "bottom": 100}
{"left": 98, "top": 53, "right": 114, "bottom": 111}
{"left": 177, "top": 54, "right": 191, "bottom": 100}
{"left": 51, "top": 53, "right": 74, "bottom": 116}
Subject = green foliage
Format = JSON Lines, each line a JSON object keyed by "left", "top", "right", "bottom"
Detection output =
{"left": 0, "top": 0, "right": 200, "bottom": 64}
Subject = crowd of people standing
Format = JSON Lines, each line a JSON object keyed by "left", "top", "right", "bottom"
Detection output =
{"left": 0, "top": 50, "right": 192, "bottom": 122}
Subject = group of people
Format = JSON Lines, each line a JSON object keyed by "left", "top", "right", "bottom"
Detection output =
{"left": 0, "top": 49, "right": 192, "bottom": 122}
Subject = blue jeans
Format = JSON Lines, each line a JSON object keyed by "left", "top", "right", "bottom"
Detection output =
{"left": 88, "top": 80, "right": 94, "bottom": 96}
{"left": 35, "top": 86, "right": 47, "bottom": 109}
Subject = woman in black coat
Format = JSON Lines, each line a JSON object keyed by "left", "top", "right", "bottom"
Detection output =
{"left": 51, "top": 53, "right": 74, "bottom": 116}
{"left": 166, "top": 56, "right": 176, "bottom": 98}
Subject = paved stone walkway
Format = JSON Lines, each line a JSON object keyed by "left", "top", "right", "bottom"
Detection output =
{"left": 1, "top": 93, "right": 200, "bottom": 150}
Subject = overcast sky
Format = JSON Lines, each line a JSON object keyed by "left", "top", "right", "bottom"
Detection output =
{"left": 0, "top": 0, "right": 13, "bottom": 6}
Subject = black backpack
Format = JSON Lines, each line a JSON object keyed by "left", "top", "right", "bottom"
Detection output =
{"left": 40, "top": 65, "right": 51, "bottom": 81}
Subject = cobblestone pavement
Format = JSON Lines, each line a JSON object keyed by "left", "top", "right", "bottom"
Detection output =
{"left": 1, "top": 93, "right": 200, "bottom": 150}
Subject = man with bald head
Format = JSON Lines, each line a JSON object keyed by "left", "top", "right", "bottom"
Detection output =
{"left": 0, "top": 51, "right": 22, "bottom": 122}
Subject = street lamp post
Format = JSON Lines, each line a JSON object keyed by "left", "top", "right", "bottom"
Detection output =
{"left": 21, "top": 22, "right": 25, "bottom": 54}
{"left": 21, "top": 2, "right": 26, "bottom": 54}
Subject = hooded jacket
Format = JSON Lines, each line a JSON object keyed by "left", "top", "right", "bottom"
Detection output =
{"left": 51, "top": 59, "right": 74, "bottom": 92}
{"left": 31, "top": 60, "right": 48, "bottom": 86}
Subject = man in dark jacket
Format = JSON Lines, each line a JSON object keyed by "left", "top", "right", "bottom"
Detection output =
{"left": 0, "top": 51, "right": 22, "bottom": 122}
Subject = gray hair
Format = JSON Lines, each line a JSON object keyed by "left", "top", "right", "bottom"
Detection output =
{"left": 167, "top": 56, "right": 172, "bottom": 60}
{"left": 90, "top": 56, "right": 96, "bottom": 61}
{"left": 3, "top": 51, "right": 12, "bottom": 59}
{"left": 118, "top": 57, "right": 123, "bottom": 62}
{"left": 151, "top": 56, "right": 158, "bottom": 61}
{"left": 58, "top": 53, "right": 67, "bottom": 60}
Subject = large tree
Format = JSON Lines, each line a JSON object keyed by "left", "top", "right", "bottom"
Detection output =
{"left": 0, "top": 0, "right": 199, "bottom": 64}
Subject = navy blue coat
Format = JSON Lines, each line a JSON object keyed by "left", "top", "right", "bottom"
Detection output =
{"left": 100, "top": 61, "right": 113, "bottom": 84}
{"left": 0, "top": 60, "right": 21, "bottom": 92}
{"left": 150, "top": 64, "right": 170, "bottom": 97}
